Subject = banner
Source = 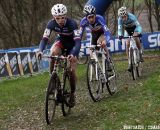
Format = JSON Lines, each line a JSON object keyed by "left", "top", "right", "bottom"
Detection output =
{"left": 20, "top": 52, "right": 31, "bottom": 75}
{"left": 30, "top": 52, "right": 39, "bottom": 72}
{"left": 81, "top": 32, "right": 160, "bottom": 54}
{"left": 39, "top": 49, "right": 50, "bottom": 71}
{"left": 7, "top": 52, "right": 20, "bottom": 76}
{"left": 0, "top": 53, "right": 10, "bottom": 77}
{"left": 142, "top": 32, "right": 160, "bottom": 49}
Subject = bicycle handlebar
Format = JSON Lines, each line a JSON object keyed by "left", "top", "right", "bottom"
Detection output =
{"left": 81, "top": 44, "right": 101, "bottom": 49}
{"left": 122, "top": 35, "right": 142, "bottom": 39}
{"left": 42, "top": 55, "right": 67, "bottom": 60}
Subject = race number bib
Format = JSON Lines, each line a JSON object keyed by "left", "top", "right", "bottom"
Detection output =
{"left": 118, "top": 25, "right": 122, "bottom": 30}
{"left": 135, "top": 21, "right": 140, "bottom": 26}
{"left": 43, "top": 28, "right": 51, "bottom": 38}
{"left": 104, "top": 25, "right": 109, "bottom": 31}
{"left": 74, "top": 29, "right": 81, "bottom": 37}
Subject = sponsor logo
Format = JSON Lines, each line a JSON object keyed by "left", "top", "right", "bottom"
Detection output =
{"left": 148, "top": 33, "right": 160, "bottom": 48}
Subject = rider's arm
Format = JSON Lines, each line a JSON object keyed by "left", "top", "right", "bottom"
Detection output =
{"left": 79, "top": 17, "right": 87, "bottom": 39}
{"left": 98, "top": 15, "right": 111, "bottom": 43}
{"left": 70, "top": 21, "right": 82, "bottom": 57}
{"left": 39, "top": 21, "right": 52, "bottom": 52}
{"left": 132, "top": 15, "right": 142, "bottom": 34}
{"left": 118, "top": 17, "right": 123, "bottom": 36}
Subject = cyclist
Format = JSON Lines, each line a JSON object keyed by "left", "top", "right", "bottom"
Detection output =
{"left": 79, "top": 4, "right": 112, "bottom": 71}
{"left": 118, "top": 6, "right": 144, "bottom": 72}
{"left": 38, "top": 4, "right": 81, "bottom": 107}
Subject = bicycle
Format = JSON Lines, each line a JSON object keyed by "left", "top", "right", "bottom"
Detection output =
{"left": 86, "top": 45, "right": 117, "bottom": 102}
{"left": 123, "top": 36, "right": 143, "bottom": 80}
{"left": 44, "top": 54, "right": 73, "bottom": 125}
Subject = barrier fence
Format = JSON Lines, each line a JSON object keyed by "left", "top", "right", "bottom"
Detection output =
{"left": 0, "top": 51, "right": 39, "bottom": 78}
{"left": 0, "top": 32, "right": 159, "bottom": 78}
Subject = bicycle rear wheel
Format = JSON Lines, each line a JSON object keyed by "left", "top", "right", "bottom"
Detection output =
{"left": 105, "top": 57, "right": 117, "bottom": 95}
{"left": 61, "top": 73, "right": 71, "bottom": 116}
{"left": 45, "top": 74, "right": 60, "bottom": 125}
{"left": 87, "top": 59, "right": 102, "bottom": 102}
{"left": 78, "top": 51, "right": 88, "bottom": 65}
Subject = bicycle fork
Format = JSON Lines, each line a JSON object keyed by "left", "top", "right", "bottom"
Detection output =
{"left": 129, "top": 47, "right": 139, "bottom": 67}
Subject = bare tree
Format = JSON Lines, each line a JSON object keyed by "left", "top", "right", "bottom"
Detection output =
{"left": 145, "top": 0, "right": 154, "bottom": 32}
{"left": 153, "top": 0, "right": 160, "bottom": 31}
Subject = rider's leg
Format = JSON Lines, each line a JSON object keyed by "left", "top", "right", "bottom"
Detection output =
{"left": 69, "top": 56, "right": 77, "bottom": 107}
{"left": 133, "top": 32, "right": 144, "bottom": 62}
{"left": 97, "top": 34, "right": 112, "bottom": 71}
{"left": 50, "top": 41, "right": 62, "bottom": 74}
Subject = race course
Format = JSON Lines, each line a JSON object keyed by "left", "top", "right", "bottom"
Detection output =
{"left": 0, "top": 51, "right": 160, "bottom": 130}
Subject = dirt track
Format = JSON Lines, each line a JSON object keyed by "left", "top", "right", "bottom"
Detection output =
{"left": 1, "top": 54, "right": 160, "bottom": 130}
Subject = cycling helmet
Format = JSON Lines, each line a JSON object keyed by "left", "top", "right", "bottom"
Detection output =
{"left": 118, "top": 6, "right": 127, "bottom": 17}
{"left": 51, "top": 4, "right": 67, "bottom": 16}
{"left": 83, "top": 4, "right": 96, "bottom": 15}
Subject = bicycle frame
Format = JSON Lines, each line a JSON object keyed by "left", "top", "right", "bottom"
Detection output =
{"left": 128, "top": 37, "right": 140, "bottom": 67}
{"left": 87, "top": 45, "right": 107, "bottom": 83}
{"left": 123, "top": 35, "right": 142, "bottom": 80}
{"left": 44, "top": 55, "right": 69, "bottom": 89}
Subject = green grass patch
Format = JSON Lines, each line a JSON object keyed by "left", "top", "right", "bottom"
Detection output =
{"left": 0, "top": 54, "right": 159, "bottom": 129}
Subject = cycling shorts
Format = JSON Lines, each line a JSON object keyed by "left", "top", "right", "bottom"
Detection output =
{"left": 50, "top": 40, "right": 73, "bottom": 56}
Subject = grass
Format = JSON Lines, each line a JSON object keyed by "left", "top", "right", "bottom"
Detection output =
{"left": 0, "top": 52, "right": 160, "bottom": 130}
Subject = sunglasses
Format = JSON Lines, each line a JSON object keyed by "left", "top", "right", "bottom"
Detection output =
{"left": 54, "top": 16, "right": 66, "bottom": 20}
{"left": 122, "top": 15, "right": 127, "bottom": 19}
{"left": 87, "top": 14, "right": 95, "bottom": 19}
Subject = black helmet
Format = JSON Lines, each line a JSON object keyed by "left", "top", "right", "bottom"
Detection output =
{"left": 83, "top": 4, "right": 96, "bottom": 15}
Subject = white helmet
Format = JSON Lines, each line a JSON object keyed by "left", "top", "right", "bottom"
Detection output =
{"left": 118, "top": 6, "right": 127, "bottom": 17}
{"left": 83, "top": 4, "right": 96, "bottom": 15}
{"left": 51, "top": 4, "right": 67, "bottom": 16}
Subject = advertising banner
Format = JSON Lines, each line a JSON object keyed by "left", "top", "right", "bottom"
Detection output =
{"left": 142, "top": 32, "right": 160, "bottom": 49}
{"left": 20, "top": 52, "right": 31, "bottom": 75}
{"left": 0, "top": 53, "right": 10, "bottom": 77}
{"left": 7, "top": 52, "right": 20, "bottom": 76}
{"left": 38, "top": 49, "right": 50, "bottom": 71}
{"left": 82, "top": 32, "right": 160, "bottom": 54}
{"left": 30, "top": 52, "right": 39, "bottom": 72}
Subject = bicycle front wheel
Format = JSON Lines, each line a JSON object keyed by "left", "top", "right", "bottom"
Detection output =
{"left": 61, "top": 73, "right": 71, "bottom": 116}
{"left": 105, "top": 57, "right": 117, "bottom": 95}
{"left": 87, "top": 60, "right": 102, "bottom": 102}
{"left": 45, "top": 74, "right": 60, "bottom": 125}
{"left": 136, "top": 52, "right": 142, "bottom": 77}
{"left": 130, "top": 49, "right": 137, "bottom": 80}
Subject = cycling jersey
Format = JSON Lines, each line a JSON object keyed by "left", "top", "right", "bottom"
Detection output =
{"left": 118, "top": 13, "right": 142, "bottom": 36}
{"left": 39, "top": 18, "right": 81, "bottom": 56}
{"left": 79, "top": 15, "right": 111, "bottom": 44}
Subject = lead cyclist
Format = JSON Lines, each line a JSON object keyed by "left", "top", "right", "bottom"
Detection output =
{"left": 37, "top": 4, "right": 81, "bottom": 107}
{"left": 117, "top": 6, "right": 144, "bottom": 72}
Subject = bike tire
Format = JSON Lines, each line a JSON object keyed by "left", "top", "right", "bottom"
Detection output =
{"left": 61, "top": 73, "right": 71, "bottom": 116}
{"left": 130, "top": 49, "right": 137, "bottom": 80}
{"left": 45, "top": 74, "right": 60, "bottom": 125}
{"left": 105, "top": 57, "right": 117, "bottom": 95}
{"left": 86, "top": 59, "right": 102, "bottom": 102}
{"left": 78, "top": 51, "right": 88, "bottom": 65}
{"left": 136, "top": 52, "right": 142, "bottom": 77}
{"left": 136, "top": 62, "right": 142, "bottom": 77}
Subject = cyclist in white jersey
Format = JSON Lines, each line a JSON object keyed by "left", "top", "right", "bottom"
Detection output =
{"left": 118, "top": 7, "right": 144, "bottom": 71}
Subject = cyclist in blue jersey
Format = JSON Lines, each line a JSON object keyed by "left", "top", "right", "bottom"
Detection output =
{"left": 38, "top": 4, "right": 81, "bottom": 107}
{"left": 79, "top": 4, "right": 112, "bottom": 71}
{"left": 118, "top": 6, "right": 144, "bottom": 72}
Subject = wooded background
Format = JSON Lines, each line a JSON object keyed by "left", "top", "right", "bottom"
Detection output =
{"left": 0, "top": 0, "right": 159, "bottom": 49}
